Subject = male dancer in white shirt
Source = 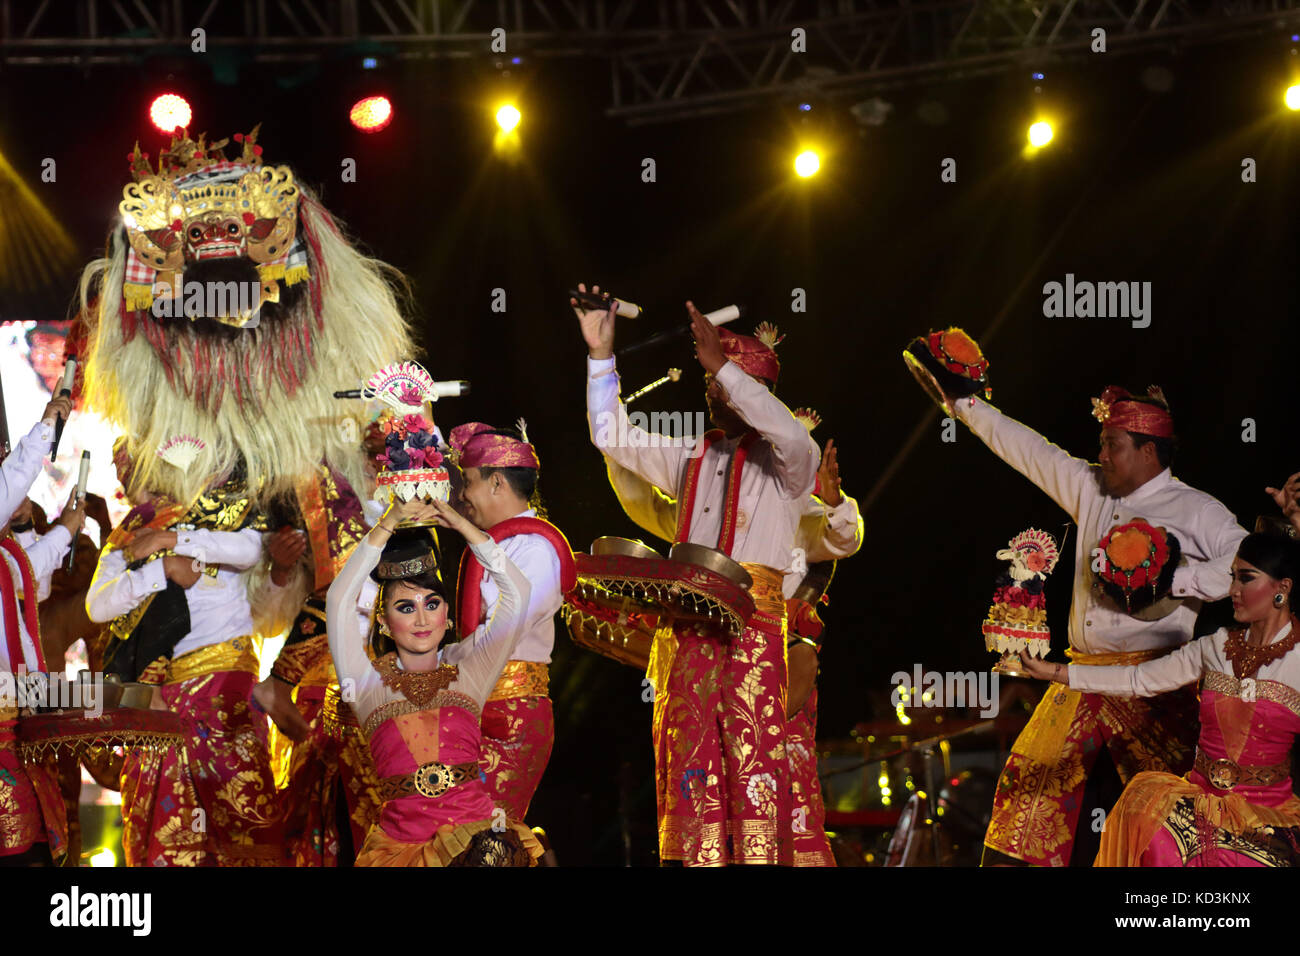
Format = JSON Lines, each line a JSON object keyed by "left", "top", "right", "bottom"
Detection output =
{"left": 923, "top": 380, "right": 1246, "bottom": 865}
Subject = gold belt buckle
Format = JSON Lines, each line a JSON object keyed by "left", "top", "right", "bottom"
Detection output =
{"left": 413, "top": 762, "right": 454, "bottom": 799}
{"left": 1207, "top": 757, "right": 1240, "bottom": 791}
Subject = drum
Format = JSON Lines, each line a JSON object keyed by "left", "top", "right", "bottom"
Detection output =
{"left": 16, "top": 708, "right": 185, "bottom": 763}
{"left": 563, "top": 537, "right": 757, "bottom": 669}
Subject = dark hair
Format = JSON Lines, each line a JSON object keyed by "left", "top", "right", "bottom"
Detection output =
{"left": 1122, "top": 396, "right": 1176, "bottom": 469}
{"left": 1237, "top": 533, "right": 1300, "bottom": 612}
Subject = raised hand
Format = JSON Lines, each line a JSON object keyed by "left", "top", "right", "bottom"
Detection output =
{"left": 56, "top": 488, "right": 88, "bottom": 536}
{"left": 427, "top": 497, "right": 488, "bottom": 546}
{"left": 687, "top": 300, "right": 725, "bottom": 374}
{"left": 41, "top": 394, "right": 73, "bottom": 427}
{"left": 1265, "top": 471, "right": 1300, "bottom": 533}
{"left": 571, "top": 281, "right": 617, "bottom": 360}
{"left": 817, "top": 439, "right": 842, "bottom": 507}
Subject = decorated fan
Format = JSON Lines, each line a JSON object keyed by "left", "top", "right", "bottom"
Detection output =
{"left": 155, "top": 435, "right": 206, "bottom": 472}
{"left": 363, "top": 360, "right": 441, "bottom": 410}
{"left": 903, "top": 327, "right": 991, "bottom": 415}
{"left": 1094, "top": 518, "right": 1181, "bottom": 614}
{"left": 982, "top": 528, "right": 1059, "bottom": 676}
{"left": 372, "top": 410, "right": 450, "bottom": 518}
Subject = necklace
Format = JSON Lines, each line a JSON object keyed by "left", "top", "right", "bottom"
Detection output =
{"left": 372, "top": 653, "right": 459, "bottom": 705}
{"left": 1224, "top": 620, "right": 1299, "bottom": 680}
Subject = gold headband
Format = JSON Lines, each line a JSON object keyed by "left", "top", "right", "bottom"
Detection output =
{"left": 375, "top": 551, "right": 439, "bottom": 580}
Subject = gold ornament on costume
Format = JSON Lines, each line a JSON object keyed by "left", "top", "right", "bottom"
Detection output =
{"left": 372, "top": 653, "right": 459, "bottom": 706}
{"left": 119, "top": 123, "right": 305, "bottom": 324}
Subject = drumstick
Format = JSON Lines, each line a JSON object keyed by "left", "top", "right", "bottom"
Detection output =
{"left": 65, "top": 451, "right": 89, "bottom": 572}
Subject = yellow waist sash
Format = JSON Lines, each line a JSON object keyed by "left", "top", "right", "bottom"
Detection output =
{"left": 1015, "top": 645, "right": 1172, "bottom": 764}
{"left": 487, "top": 660, "right": 550, "bottom": 702}
{"left": 739, "top": 562, "right": 787, "bottom": 623}
{"left": 138, "top": 636, "right": 260, "bottom": 686}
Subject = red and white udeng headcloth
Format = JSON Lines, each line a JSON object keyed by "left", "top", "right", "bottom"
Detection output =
{"left": 448, "top": 422, "right": 539, "bottom": 469}
{"left": 1091, "top": 386, "right": 1174, "bottom": 438}
{"left": 720, "top": 322, "right": 783, "bottom": 385}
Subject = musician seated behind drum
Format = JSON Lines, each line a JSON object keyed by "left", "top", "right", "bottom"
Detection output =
{"left": 576, "top": 282, "right": 819, "bottom": 867}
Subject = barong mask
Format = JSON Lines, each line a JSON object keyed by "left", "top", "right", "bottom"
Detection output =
{"left": 119, "top": 124, "right": 305, "bottom": 327}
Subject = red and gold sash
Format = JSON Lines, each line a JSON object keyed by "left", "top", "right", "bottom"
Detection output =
{"left": 673, "top": 429, "right": 758, "bottom": 557}
{"left": 0, "top": 534, "right": 45, "bottom": 672}
{"left": 455, "top": 516, "right": 577, "bottom": 638}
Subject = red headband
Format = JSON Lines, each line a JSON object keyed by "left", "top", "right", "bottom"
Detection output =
{"left": 1091, "top": 386, "right": 1174, "bottom": 438}
{"left": 448, "top": 422, "right": 539, "bottom": 469}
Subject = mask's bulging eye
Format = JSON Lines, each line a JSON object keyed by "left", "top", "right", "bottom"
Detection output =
{"left": 188, "top": 226, "right": 204, "bottom": 241}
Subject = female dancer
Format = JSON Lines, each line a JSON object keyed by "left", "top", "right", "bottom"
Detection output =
{"left": 1019, "top": 530, "right": 1300, "bottom": 866}
{"left": 326, "top": 496, "right": 542, "bottom": 866}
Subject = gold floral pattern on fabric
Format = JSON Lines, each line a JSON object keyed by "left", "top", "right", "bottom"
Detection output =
{"left": 362, "top": 691, "right": 480, "bottom": 740}
{"left": 480, "top": 696, "right": 553, "bottom": 820}
{"left": 486, "top": 660, "right": 550, "bottom": 702}
{"left": 1204, "top": 671, "right": 1300, "bottom": 717}
{"left": 985, "top": 684, "right": 1198, "bottom": 866}
{"left": 372, "top": 654, "right": 459, "bottom": 706}
{"left": 119, "top": 671, "right": 280, "bottom": 866}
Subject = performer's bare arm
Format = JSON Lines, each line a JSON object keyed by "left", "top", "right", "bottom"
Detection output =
{"left": 802, "top": 440, "right": 863, "bottom": 562}
{"left": 693, "top": 304, "right": 819, "bottom": 498}
{"left": 1019, "top": 636, "right": 1206, "bottom": 694}
{"left": 951, "top": 398, "right": 1094, "bottom": 520}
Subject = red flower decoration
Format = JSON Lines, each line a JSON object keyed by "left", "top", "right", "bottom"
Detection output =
{"left": 242, "top": 212, "right": 256, "bottom": 226}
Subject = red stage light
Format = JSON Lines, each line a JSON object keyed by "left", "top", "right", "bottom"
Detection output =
{"left": 150, "top": 94, "right": 192, "bottom": 133}
{"left": 350, "top": 96, "right": 393, "bottom": 132}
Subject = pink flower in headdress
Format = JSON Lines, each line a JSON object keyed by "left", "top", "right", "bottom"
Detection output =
{"left": 397, "top": 384, "right": 425, "bottom": 406}
{"left": 406, "top": 447, "right": 429, "bottom": 468}
{"left": 402, "top": 414, "right": 431, "bottom": 435}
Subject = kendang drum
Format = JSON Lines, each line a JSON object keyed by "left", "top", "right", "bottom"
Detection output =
{"left": 563, "top": 537, "right": 756, "bottom": 670}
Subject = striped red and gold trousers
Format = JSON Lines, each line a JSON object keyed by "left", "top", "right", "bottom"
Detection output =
{"left": 787, "top": 685, "right": 834, "bottom": 866}
{"left": 480, "top": 661, "right": 553, "bottom": 822}
{"left": 983, "top": 647, "right": 1199, "bottom": 867}
{"left": 119, "top": 638, "right": 281, "bottom": 866}
{"left": 649, "top": 564, "right": 790, "bottom": 866}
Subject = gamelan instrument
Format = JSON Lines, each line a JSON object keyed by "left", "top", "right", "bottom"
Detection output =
{"left": 564, "top": 536, "right": 755, "bottom": 670}
{"left": 15, "top": 676, "right": 184, "bottom": 763}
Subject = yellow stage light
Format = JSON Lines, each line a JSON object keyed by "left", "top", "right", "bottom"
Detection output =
{"left": 1027, "top": 121, "right": 1054, "bottom": 148}
{"left": 794, "top": 150, "right": 821, "bottom": 177}
{"left": 1286, "top": 85, "right": 1300, "bottom": 111}
{"left": 496, "top": 104, "right": 521, "bottom": 132}
{"left": 89, "top": 847, "right": 116, "bottom": 867}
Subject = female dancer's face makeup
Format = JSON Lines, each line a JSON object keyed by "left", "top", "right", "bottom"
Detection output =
{"left": 384, "top": 581, "right": 449, "bottom": 654}
{"left": 1228, "top": 557, "right": 1284, "bottom": 624}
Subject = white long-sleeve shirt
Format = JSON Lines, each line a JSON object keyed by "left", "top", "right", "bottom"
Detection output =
{"left": 955, "top": 398, "right": 1247, "bottom": 655}
{"left": 588, "top": 357, "right": 820, "bottom": 571}
{"left": 604, "top": 455, "right": 862, "bottom": 598}
{"left": 86, "top": 527, "right": 263, "bottom": 657}
{"left": 13, "top": 526, "right": 72, "bottom": 603}
{"left": 464, "top": 508, "right": 563, "bottom": 664}
{"left": 326, "top": 535, "right": 531, "bottom": 724}
{"left": 1070, "top": 623, "right": 1298, "bottom": 707}
{"left": 1, "top": 422, "right": 65, "bottom": 672}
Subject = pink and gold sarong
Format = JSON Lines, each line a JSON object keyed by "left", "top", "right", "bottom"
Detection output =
{"left": 119, "top": 637, "right": 281, "bottom": 866}
{"left": 984, "top": 647, "right": 1198, "bottom": 866}
{"left": 650, "top": 562, "right": 790, "bottom": 866}
{"left": 0, "top": 711, "right": 67, "bottom": 862}
{"left": 480, "top": 660, "right": 553, "bottom": 821}
{"left": 787, "top": 685, "right": 834, "bottom": 866}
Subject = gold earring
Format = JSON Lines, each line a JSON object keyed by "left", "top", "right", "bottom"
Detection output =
{"left": 378, "top": 617, "right": 393, "bottom": 637}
